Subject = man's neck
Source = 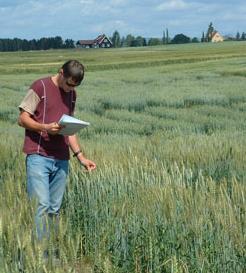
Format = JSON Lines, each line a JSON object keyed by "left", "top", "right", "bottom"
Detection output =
{"left": 51, "top": 74, "right": 59, "bottom": 87}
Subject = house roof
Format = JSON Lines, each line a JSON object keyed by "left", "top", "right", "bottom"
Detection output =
{"left": 78, "top": 39, "right": 95, "bottom": 45}
{"left": 211, "top": 31, "right": 223, "bottom": 38}
{"left": 78, "top": 34, "right": 112, "bottom": 45}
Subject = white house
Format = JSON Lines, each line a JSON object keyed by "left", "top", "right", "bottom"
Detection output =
{"left": 211, "top": 31, "right": 224, "bottom": 42}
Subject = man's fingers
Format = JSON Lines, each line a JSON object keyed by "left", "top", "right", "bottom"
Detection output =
{"left": 45, "top": 123, "right": 62, "bottom": 135}
{"left": 49, "top": 123, "right": 62, "bottom": 132}
{"left": 88, "top": 164, "right": 96, "bottom": 171}
{"left": 53, "top": 122, "right": 61, "bottom": 129}
{"left": 85, "top": 164, "right": 96, "bottom": 171}
{"left": 80, "top": 159, "right": 96, "bottom": 171}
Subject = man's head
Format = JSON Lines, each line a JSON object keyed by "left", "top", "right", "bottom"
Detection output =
{"left": 59, "top": 60, "right": 85, "bottom": 91}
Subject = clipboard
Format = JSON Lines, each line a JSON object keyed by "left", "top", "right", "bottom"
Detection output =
{"left": 58, "top": 114, "right": 90, "bottom": 136}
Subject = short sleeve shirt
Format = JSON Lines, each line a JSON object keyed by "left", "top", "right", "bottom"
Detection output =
{"left": 19, "top": 77, "right": 76, "bottom": 160}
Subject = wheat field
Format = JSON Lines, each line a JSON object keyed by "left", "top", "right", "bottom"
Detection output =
{"left": 0, "top": 42, "right": 245, "bottom": 272}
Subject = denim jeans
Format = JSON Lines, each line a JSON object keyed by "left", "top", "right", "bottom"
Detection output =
{"left": 26, "top": 154, "right": 68, "bottom": 241}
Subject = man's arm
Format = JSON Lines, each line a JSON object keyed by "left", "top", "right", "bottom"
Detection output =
{"left": 68, "top": 134, "right": 96, "bottom": 171}
{"left": 18, "top": 111, "right": 61, "bottom": 135}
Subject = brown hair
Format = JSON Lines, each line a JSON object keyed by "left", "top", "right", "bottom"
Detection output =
{"left": 61, "top": 60, "right": 85, "bottom": 85}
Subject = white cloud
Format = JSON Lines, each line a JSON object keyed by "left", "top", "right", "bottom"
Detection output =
{"left": 157, "top": 0, "right": 189, "bottom": 11}
{"left": 79, "top": 0, "right": 127, "bottom": 5}
{"left": 80, "top": 0, "right": 94, "bottom": 4}
{"left": 90, "top": 19, "right": 128, "bottom": 35}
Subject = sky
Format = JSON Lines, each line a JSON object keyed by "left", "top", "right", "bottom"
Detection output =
{"left": 0, "top": 0, "right": 245, "bottom": 41}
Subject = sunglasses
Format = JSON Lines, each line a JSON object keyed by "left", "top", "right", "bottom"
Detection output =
{"left": 65, "top": 80, "right": 80, "bottom": 87}
{"left": 60, "top": 71, "right": 81, "bottom": 87}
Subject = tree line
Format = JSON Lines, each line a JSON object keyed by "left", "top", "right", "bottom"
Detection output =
{"left": 0, "top": 36, "right": 75, "bottom": 52}
{"left": 1, "top": 22, "right": 246, "bottom": 51}
{"left": 111, "top": 23, "right": 246, "bottom": 47}
{"left": 110, "top": 29, "right": 199, "bottom": 47}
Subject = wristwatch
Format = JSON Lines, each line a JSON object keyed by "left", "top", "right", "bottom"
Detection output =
{"left": 73, "top": 150, "right": 82, "bottom": 157}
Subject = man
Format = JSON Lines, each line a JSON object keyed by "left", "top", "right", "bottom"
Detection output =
{"left": 18, "top": 60, "right": 96, "bottom": 242}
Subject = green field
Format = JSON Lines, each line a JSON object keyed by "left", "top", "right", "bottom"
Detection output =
{"left": 0, "top": 42, "right": 245, "bottom": 273}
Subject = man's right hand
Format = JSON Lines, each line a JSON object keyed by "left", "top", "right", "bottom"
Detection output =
{"left": 18, "top": 111, "right": 62, "bottom": 135}
{"left": 44, "top": 122, "right": 62, "bottom": 135}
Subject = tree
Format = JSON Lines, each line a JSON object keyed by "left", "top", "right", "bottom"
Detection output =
{"left": 166, "top": 28, "right": 169, "bottom": 44}
{"left": 201, "top": 32, "right": 205, "bottom": 42}
{"left": 125, "top": 34, "right": 135, "bottom": 47}
{"left": 30, "top": 39, "right": 37, "bottom": 50}
{"left": 171, "top": 33, "right": 190, "bottom": 44}
{"left": 53, "top": 36, "right": 63, "bottom": 49}
{"left": 111, "top": 30, "right": 121, "bottom": 47}
{"left": 22, "top": 39, "right": 30, "bottom": 51}
{"left": 142, "top": 37, "right": 147, "bottom": 46}
{"left": 148, "top": 38, "right": 162, "bottom": 46}
{"left": 132, "top": 36, "right": 146, "bottom": 47}
{"left": 0, "top": 36, "right": 71, "bottom": 51}
{"left": 191, "top": 37, "right": 199, "bottom": 43}
{"left": 12, "top": 38, "right": 22, "bottom": 51}
{"left": 64, "top": 39, "right": 75, "bottom": 48}
{"left": 236, "top": 32, "right": 241, "bottom": 41}
{"left": 205, "top": 22, "right": 215, "bottom": 42}
{"left": 162, "top": 30, "right": 166, "bottom": 44}
{"left": 241, "top": 32, "right": 246, "bottom": 40}
{"left": 0, "top": 40, "right": 3, "bottom": 51}
{"left": 120, "top": 36, "right": 125, "bottom": 47}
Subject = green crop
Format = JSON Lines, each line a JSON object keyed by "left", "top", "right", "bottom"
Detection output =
{"left": 0, "top": 42, "right": 245, "bottom": 272}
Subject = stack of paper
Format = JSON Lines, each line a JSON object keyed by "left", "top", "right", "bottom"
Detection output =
{"left": 58, "top": 114, "right": 90, "bottom": 135}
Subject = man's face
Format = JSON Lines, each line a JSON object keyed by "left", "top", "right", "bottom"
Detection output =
{"left": 59, "top": 70, "right": 81, "bottom": 92}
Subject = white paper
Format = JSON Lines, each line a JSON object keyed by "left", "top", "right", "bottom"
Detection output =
{"left": 58, "top": 114, "right": 90, "bottom": 136}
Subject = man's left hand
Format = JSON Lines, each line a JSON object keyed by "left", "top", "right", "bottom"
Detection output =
{"left": 79, "top": 158, "right": 96, "bottom": 171}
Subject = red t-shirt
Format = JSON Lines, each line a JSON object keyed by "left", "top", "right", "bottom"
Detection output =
{"left": 22, "top": 77, "right": 76, "bottom": 160}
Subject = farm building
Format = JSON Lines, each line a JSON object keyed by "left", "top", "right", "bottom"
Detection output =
{"left": 211, "top": 31, "right": 224, "bottom": 42}
{"left": 76, "top": 34, "right": 112, "bottom": 48}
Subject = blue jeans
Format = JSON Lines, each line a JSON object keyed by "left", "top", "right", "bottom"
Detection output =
{"left": 26, "top": 154, "right": 68, "bottom": 241}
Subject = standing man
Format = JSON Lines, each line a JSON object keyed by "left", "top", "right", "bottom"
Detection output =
{"left": 18, "top": 60, "right": 96, "bottom": 242}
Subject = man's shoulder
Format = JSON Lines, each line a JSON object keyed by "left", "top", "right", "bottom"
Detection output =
{"left": 31, "top": 77, "right": 50, "bottom": 90}
{"left": 30, "top": 77, "right": 51, "bottom": 97}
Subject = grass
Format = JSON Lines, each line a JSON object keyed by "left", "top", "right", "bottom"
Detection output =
{"left": 0, "top": 41, "right": 245, "bottom": 272}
